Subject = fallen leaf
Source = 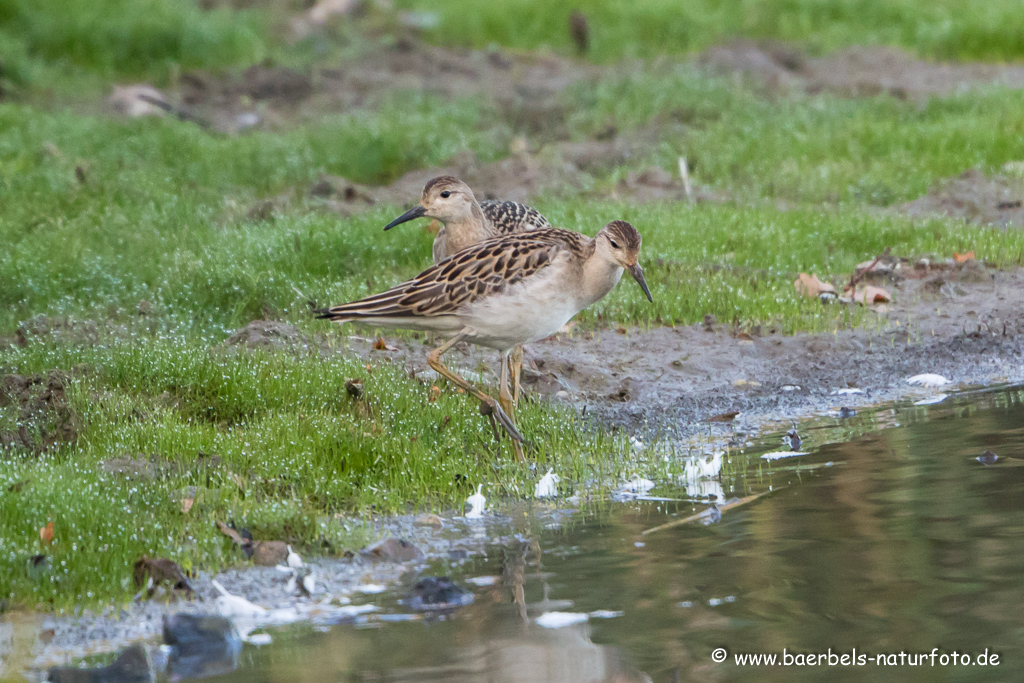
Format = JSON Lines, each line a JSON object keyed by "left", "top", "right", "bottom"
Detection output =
{"left": 953, "top": 251, "right": 975, "bottom": 264}
{"left": 372, "top": 337, "right": 397, "bottom": 352}
{"left": 216, "top": 520, "right": 249, "bottom": 547}
{"left": 40, "top": 521, "right": 55, "bottom": 545}
{"left": 850, "top": 285, "right": 891, "bottom": 305}
{"left": 793, "top": 273, "right": 836, "bottom": 298}
{"left": 133, "top": 556, "right": 193, "bottom": 596}
{"left": 180, "top": 498, "right": 194, "bottom": 514}
{"left": 428, "top": 385, "right": 442, "bottom": 402}
{"left": 707, "top": 411, "right": 739, "bottom": 422}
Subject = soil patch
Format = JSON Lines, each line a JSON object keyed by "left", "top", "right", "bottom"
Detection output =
{"left": 222, "top": 320, "right": 309, "bottom": 350}
{"left": 165, "top": 40, "right": 594, "bottom": 135}
{"left": 700, "top": 41, "right": 1024, "bottom": 99}
{"left": 899, "top": 168, "right": 1024, "bottom": 227}
{"left": 0, "top": 371, "right": 80, "bottom": 453}
{"left": 303, "top": 138, "right": 721, "bottom": 218}
{"left": 15, "top": 316, "right": 100, "bottom": 348}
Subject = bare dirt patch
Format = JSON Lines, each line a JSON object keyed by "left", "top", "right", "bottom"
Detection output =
{"left": 222, "top": 320, "right": 309, "bottom": 350}
{"left": 300, "top": 138, "right": 720, "bottom": 220}
{"left": 899, "top": 168, "right": 1024, "bottom": 227}
{"left": 0, "top": 371, "right": 80, "bottom": 453}
{"left": 163, "top": 39, "right": 594, "bottom": 134}
{"left": 700, "top": 41, "right": 1024, "bottom": 99}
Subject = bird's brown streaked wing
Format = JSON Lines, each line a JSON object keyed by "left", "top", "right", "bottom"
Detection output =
{"left": 480, "top": 200, "right": 551, "bottom": 235}
{"left": 316, "top": 232, "right": 579, "bottom": 321}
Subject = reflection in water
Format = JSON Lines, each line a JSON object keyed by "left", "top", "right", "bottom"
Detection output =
{"left": 351, "top": 621, "right": 650, "bottom": 682}
{"left": 141, "top": 386, "right": 1024, "bottom": 682}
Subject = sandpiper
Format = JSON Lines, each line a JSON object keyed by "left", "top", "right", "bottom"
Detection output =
{"left": 384, "top": 176, "right": 550, "bottom": 408}
{"left": 317, "top": 221, "right": 653, "bottom": 461}
{"left": 384, "top": 176, "right": 550, "bottom": 264}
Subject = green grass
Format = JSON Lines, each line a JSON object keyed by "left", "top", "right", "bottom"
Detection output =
{"left": 396, "top": 0, "right": 1024, "bottom": 63}
{"left": 3, "top": 80, "right": 1024, "bottom": 335}
{"left": 566, "top": 65, "right": 1024, "bottom": 204}
{"left": 0, "top": 0, "right": 270, "bottom": 95}
{"left": 0, "top": 335, "right": 634, "bottom": 608}
{"left": 6, "top": 1, "right": 1024, "bottom": 610}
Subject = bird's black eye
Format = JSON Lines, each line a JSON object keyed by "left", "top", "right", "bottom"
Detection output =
{"left": 609, "top": 239, "right": 620, "bottom": 249}
{"left": 440, "top": 190, "right": 451, "bottom": 198}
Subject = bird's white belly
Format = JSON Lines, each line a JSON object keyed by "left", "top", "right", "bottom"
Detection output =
{"left": 461, "top": 272, "right": 580, "bottom": 351}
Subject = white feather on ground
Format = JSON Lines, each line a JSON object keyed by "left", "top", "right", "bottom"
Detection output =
{"left": 534, "top": 469, "right": 560, "bottom": 498}
{"left": 907, "top": 373, "right": 950, "bottom": 388}
{"left": 465, "top": 484, "right": 487, "bottom": 518}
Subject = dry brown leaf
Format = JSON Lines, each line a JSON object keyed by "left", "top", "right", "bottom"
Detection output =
{"left": 428, "top": 385, "right": 442, "bottom": 402}
{"left": 372, "top": 337, "right": 397, "bottom": 352}
{"left": 707, "top": 411, "right": 739, "bottom": 423}
{"left": 180, "top": 498, "right": 194, "bottom": 514}
{"left": 851, "top": 285, "right": 891, "bottom": 305}
{"left": 40, "top": 521, "right": 55, "bottom": 545}
{"left": 216, "top": 521, "right": 249, "bottom": 547}
{"left": 953, "top": 251, "right": 975, "bottom": 264}
{"left": 133, "top": 556, "right": 193, "bottom": 596}
{"left": 793, "top": 273, "right": 836, "bottom": 298}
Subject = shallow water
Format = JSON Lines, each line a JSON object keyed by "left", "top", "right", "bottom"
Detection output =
{"left": 63, "top": 386, "right": 1024, "bottom": 681}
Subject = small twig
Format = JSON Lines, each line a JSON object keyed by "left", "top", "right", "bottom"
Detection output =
{"left": 678, "top": 156, "right": 693, "bottom": 202}
{"left": 845, "top": 246, "right": 891, "bottom": 295}
{"left": 138, "top": 94, "right": 214, "bottom": 131}
{"left": 642, "top": 488, "right": 781, "bottom": 535}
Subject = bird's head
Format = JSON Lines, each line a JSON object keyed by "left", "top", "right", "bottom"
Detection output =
{"left": 383, "top": 176, "right": 476, "bottom": 230}
{"left": 595, "top": 220, "right": 652, "bottom": 302}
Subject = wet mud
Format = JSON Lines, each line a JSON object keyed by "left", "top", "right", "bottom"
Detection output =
{"left": 900, "top": 168, "right": 1024, "bottom": 228}
{"left": 700, "top": 41, "right": 1024, "bottom": 99}
{"left": 0, "top": 371, "right": 80, "bottom": 453}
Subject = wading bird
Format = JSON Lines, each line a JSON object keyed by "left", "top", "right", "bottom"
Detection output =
{"left": 383, "top": 176, "right": 551, "bottom": 412}
{"left": 318, "top": 221, "right": 653, "bottom": 461}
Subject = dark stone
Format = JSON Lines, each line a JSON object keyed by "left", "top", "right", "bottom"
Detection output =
{"left": 403, "top": 577, "right": 474, "bottom": 612}
{"left": 163, "top": 613, "right": 241, "bottom": 681}
{"left": 49, "top": 644, "right": 153, "bottom": 683}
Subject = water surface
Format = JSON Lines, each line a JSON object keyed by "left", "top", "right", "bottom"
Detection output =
{"left": 195, "top": 386, "right": 1024, "bottom": 681}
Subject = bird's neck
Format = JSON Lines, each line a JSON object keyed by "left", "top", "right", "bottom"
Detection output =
{"left": 442, "top": 201, "right": 494, "bottom": 254}
{"left": 579, "top": 250, "right": 624, "bottom": 309}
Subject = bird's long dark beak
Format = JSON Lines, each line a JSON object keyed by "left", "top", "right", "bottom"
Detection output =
{"left": 628, "top": 263, "right": 653, "bottom": 302}
{"left": 383, "top": 204, "right": 426, "bottom": 231}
